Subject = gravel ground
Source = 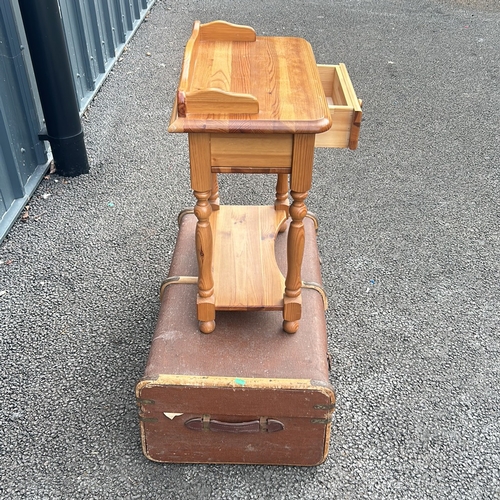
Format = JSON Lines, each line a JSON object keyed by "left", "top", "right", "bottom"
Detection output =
{"left": 1, "top": 0, "right": 499, "bottom": 498}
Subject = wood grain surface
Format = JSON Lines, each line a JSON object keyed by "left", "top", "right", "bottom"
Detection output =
{"left": 211, "top": 205, "right": 287, "bottom": 310}
{"left": 170, "top": 21, "right": 331, "bottom": 134}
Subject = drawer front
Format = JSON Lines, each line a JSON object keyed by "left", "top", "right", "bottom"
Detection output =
{"left": 315, "top": 63, "right": 362, "bottom": 150}
{"left": 210, "top": 133, "right": 293, "bottom": 173}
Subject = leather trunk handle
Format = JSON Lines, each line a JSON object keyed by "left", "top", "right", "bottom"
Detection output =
{"left": 185, "top": 416, "right": 284, "bottom": 433}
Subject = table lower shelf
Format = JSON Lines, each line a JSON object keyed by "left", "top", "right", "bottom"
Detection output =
{"left": 210, "top": 205, "right": 287, "bottom": 311}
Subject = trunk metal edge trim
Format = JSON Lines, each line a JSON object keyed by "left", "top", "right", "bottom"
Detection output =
{"left": 137, "top": 374, "right": 331, "bottom": 393}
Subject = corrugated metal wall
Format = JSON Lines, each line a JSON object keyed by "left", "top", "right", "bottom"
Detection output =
{"left": 0, "top": 0, "right": 155, "bottom": 243}
{"left": 59, "top": 0, "right": 154, "bottom": 111}
{"left": 0, "top": 0, "right": 48, "bottom": 241}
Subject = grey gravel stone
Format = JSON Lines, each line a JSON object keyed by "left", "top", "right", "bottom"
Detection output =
{"left": 1, "top": 0, "right": 499, "bottom": 499}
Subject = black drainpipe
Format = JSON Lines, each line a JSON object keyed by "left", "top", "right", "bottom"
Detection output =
{"left": 18, "top": 0, "right": 89, "bottom": 177}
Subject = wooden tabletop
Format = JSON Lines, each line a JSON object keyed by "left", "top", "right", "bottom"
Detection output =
{"left": 169, "top": 21, "right": 332, "bottom": 134}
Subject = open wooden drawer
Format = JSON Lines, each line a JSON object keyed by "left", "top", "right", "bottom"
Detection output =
{"left": 315, "top": 64, "right": 362, "bottom": 150}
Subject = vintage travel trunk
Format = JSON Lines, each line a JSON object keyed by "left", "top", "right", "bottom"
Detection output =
{"left": 136, "top": 213, "right": 335, "bottom": 466}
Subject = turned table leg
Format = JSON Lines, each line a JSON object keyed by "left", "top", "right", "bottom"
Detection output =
{"left": 189, "top": 133, "right": 216, "bottom": 333}
{"left": 209, "top": 173, "right": 220, "bottom": 211}
{"left": 194, "top": 189, "right": 215, "bottom": 333}
{"left": 283, "top": 134, "right": 315, "bottom": 333}
{"left": 275, "top": 173, "right": 289, "bottom": 233}
{"left": 275, "top": 174, "right": 289, "bottom": 212}
{"left": 283, "top": 191, "right": 307, "bottom": 333}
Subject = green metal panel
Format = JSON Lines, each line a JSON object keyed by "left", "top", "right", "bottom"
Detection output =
{"left": 0, "top": 0, "right": 48, "bottom": 240}
{"left": 59, "top": 0, "right": 156, "bottom": 112}
{"left": 0, "top": 0, "right": 156, "bottom": 243}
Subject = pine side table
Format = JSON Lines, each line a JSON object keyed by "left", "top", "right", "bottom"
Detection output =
{"left": 168, "top": 21, "right": 362, "bottom": 334}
